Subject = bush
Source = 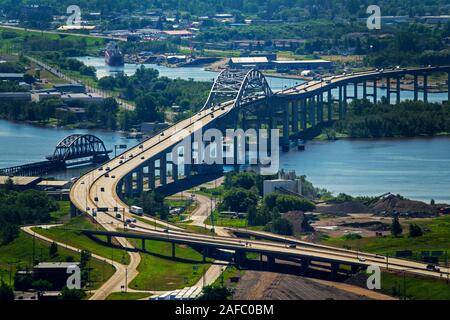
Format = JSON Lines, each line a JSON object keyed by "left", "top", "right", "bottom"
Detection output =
{"left": 269, "top": 218, "right": 293, "bottom": 236}
{"left": 263, "top": 193, "right": 315, "bottom": 213}
{"left": 0, "top": 282, "right": 14, "bottom": 301}
{"left": 409, "top": 224, "right": 423, "bottom": 238}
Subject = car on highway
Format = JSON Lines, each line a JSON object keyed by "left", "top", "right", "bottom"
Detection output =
{"left": 287, "top": 244, "right": 296, "bottom": 248}
{"left": 426, "top": 264, "right": 440, "bottom": 272}
{"left": 358, "top": 257, "right": 366, "bottom": 262}
{"left": 129, "top": 223, "right": 136, "bottom": 228}
{"left": 98, "top": 167, "right": 103, "bottom": 171}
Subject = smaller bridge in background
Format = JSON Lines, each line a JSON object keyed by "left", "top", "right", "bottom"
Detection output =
{"left": 0, "top": 134, "right": 111, "bottom": 177}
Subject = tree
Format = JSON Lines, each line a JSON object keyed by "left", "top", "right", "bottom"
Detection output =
{"left": 59, "top": 287, "right": 86, "bottom": 300}
{"left": 0, "top": 282, "right": 14, "bottom": 301}
{"left": 269, "top": 218, "right": 293, "bottom": 236}
{"left": 391, "top": 215, "right": 403, "bottom": 237}
{"left": 198, "top": 285, "right": 232, "bottom": 300}
{"left": 220, "top": 188, "right": 258, "bottom": 213}
{"left": 409, "top": 224, "right": 423, "bottom": 238}
{"left": 49, "top": 241, "right": 58, "bottom": 257}
{"left": 32, "top": 279, "right": 53, "bottom": 291}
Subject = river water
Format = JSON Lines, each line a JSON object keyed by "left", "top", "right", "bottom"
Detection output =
{"left": 1, "top": 58, "right": 450, "bottom": 202}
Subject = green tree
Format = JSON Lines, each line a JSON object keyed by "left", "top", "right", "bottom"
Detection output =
{"left": 409, "top": 224, "right": 423, "bottom": 238}
{"left": 391, "top": 215, "right": 403, "bottom": 237}
{"left": 0, "top": 282, "right": 14, "bottom": 301}
{"left": 198, "top": 285, "right": 232, "bottom": 300}
{"left": 49, "top": 241, "right": 58, "bottom": 257}
{"left": 59, "top": 287, "right": 86, "bottom": 300}
{"left": 269, "top": 218, "right": 293, "bottom": 236}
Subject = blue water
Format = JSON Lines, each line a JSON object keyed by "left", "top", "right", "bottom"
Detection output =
{"left": 1, "top": 118, "right": 450, "bottom": 202}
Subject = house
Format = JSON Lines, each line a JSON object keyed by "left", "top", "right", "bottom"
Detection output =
{"left": 272, "top": 59, "right": 333, "bottom": 72}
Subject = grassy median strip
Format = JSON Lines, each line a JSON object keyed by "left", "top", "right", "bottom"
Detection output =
{"left": 32, "top": 215, "right": 130, "bottom": 265}
{"left": 106, "top": 292, "right": 152, "bottom": 300}
{"left": 128, "top": 239, "right": 212, "bottom": 291}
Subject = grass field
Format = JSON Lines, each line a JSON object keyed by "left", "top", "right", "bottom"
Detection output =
{"left": 210, "top": 211, "right": 248, "bottom": 228}
{"left": 33, "top": 215, "right": 130, "bottom": 265}
{"left": 322, "top": 215, "right": 450, "bottom": 263}
{"left": 379, "top": 271, "right": 450, "bottom": 300}
{"left": 49, "top": 201, "right": 71, "bottom": 220}
{"left": 128, "top": 239, "right": 212, "bottom": 291}
{"left": 106, "top": 292, "right": 152, "bottom": 300}
{"left": 0, "top": 231, "right": 114, "bottom": 290}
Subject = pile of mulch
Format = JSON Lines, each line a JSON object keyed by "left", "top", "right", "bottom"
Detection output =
{"left": 370, "top": 194, "right": 439, "bottom": 217}
{"left": 315, "top": 201, "right": 372, "bottom": 215}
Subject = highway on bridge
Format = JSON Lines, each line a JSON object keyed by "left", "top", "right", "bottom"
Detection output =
{"left": 70, "top": 67, "right": 450, "bottom": 297}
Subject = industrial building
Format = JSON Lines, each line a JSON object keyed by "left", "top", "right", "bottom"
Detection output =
{"left": 53, "top": 84, "right": 86, "bottom": 94}
{"left": 0, "top": 73, "right": 24, "bottom": 81}
{"left": 272, "top": 59, "right": 333, "bottom": 72}
{"left": 229, "top": 57, "right": 270, "bottom": 70}
{"left": 0, "top": 92, "right": 31, "bottom": 101}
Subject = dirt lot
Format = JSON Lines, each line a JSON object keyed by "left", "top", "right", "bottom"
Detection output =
{"left": 233, "top": 271, "right": 371, "bottom": 300}
{"left": 311, "top": 214, "right": 391, "bottom": 237}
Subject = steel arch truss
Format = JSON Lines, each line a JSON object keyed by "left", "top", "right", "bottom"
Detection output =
{"left": 201, "top": 69, "right": 272, "bottom": 111}
{"left": 48, "top": 134, "right": 109, "bottom": 162}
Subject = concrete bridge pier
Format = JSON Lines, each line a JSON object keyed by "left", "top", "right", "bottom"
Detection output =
{"left": 331, "top": 262, "right": 340, "bottom": 279}
{"left": 171, "top": 242, "right": 176, "bottom": 258}
{"left": 148, "top": 159, "right": 155, "bottom": 190}
{"left": 308, "top": 96, "right": 316, "bottom": 127}
{"left": 135, "top": 166, "right": 144, "bottom": 194}
{"left": 386, "top": 77, "right": 391, "bottom": 104}
{"left": 318, "top": 93, "right": 324, "bottom": 123}
{"left": 124, "top": 173, "right": 132, "bottom": 197}
{"left": 300, "top": 258, "right": 310, "bottom": 274}
{"left": 396, "top": 77, "right": 401, "bottom": 104}
{"left": 234, "top": 250, "right": 246, "bottom": 265}
{"left": 362, "top": 80, "right": 367, "bottom": 100}
{"left": 423, "top": 74, "right": 428, "bottom": 102}
{"left": 301, "top": 99, "right": 307, "bottom": 129}
{"left": 343, "top": 85, "right": 348, "bottom": 115}
{"left": 159, "top": 155, "right": 167, "bottom": 186}
{"left": 172, "top": 160, "right": 178, "bottom": 182}
{"left": 338, "top": 86, "right": 344, "bottom": 119}
{"left": 448, "top": 72, "right": 450, "bottom": 102}
{"left": 327, "top": 91, "right": 333, "bottom": 121}
{"left": 373, "top": 79, "right": 377, "bottom": 104}
{"left": 141, "top": 238, "right": 146, "bottom": 251}
{"left": 354, "top": 82, "right": 358, "bottom": 99}
{"left": 267, "top": 255, "right": 275, "bottom": 270}
{"left": 117, "top": 180, "right": 124, "bottom": 197}
{"left": 292, "top": 100, "right": 299, "bottom": 134}
{"left": 414, "top": 75, "right": 419, "bottom": 101}
{"left": 282, "top": 101, "right": 290, "bottom": 151}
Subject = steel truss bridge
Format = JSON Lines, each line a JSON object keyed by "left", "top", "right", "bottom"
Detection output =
{"left": 69, "top": 66, "right": 450, "bottom": 279}
{"left": 0, "top": 134, "right": 111, "bottom": 177}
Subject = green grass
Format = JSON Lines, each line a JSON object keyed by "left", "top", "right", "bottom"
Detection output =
{"left": 211, "top": 266, "right": 245, "bottom": 288}
{"left": 0, "top": 231, "right": 114, "bottom": 289}
{"left": 106, "top": 292, "right": 152, "bottom": 300}
{"left": 210, "top": 211, "right": 248, "bottom": 228}
{"left": 177, "top": 223, "right": 216, "bottom": 235}
{"left": 322, "top": 216, "right": 450, "bottom": 263}
{"left": 380, "top": 271, "right": 450, "bottom": 300}
{"left": 128, "top": 239, "right": 212, "bottom": 291}
{"left": 49, "top": 201, "right": 71, "bottom": 220}
{"left": 32, "top": 215, "right": 130, "bottom": 265}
